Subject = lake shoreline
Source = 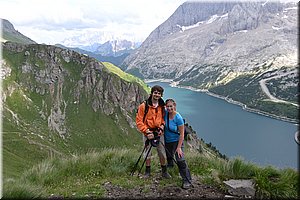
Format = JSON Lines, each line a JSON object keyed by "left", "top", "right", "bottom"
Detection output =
{"left": 145, "top": 79, "right": 298, "bottom": 125}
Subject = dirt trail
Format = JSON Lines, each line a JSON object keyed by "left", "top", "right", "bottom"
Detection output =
{"left": 103, "top": 174, "right": 233, "bottom": 199}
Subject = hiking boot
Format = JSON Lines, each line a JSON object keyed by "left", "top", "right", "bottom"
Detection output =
{"left": 144, "top": 171, "right": 151, "bottom": 178}
{"left": 182, "top": 180, "right": 192, "bottom": 189}
{"left": 162, "top": 171, "right": 171, "bottom": 179}
{"left": 144, "top": 166, "right": 151, "bottom": 178}
{"left": 161, "top": 165, "right": 171, "bottom": 179}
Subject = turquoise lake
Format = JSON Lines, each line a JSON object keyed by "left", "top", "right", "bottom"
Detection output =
{"left": 148, "top": 81, "right": 298, "bottom": 169}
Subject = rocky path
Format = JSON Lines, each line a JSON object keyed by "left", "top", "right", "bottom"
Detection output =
{"left": 103, "top": 174, "right": 231, "bottom": 199}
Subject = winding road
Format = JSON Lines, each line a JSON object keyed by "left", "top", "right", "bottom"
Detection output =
{"left": 259, "top": 71, "right": 298, "bottom": 107}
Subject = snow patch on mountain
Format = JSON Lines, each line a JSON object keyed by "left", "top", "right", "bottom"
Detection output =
{"left": 178, "top": 13, "right": 229, "bottom": 32}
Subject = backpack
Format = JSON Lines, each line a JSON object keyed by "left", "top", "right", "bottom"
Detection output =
{"left": 140, "top": 99, "right": 165, "bottom": 123}
{"left": 166, "top": 112, "right": 189, "bottom": 140}
{"left": 142, "top": 100, "right": 149, "bottom": 123}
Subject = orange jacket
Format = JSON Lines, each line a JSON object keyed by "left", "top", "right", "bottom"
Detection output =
{"left": 136, "top": 100, "right": 165, "bottom": 135}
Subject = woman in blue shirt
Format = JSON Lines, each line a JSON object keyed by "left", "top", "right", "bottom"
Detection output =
{"left": 164, "top": 98, "right": 192, "bottom": 189}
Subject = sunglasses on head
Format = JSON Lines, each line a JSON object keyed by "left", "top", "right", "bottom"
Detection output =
{"left": 165, "top": 99, "right": 175, "bottom": 103}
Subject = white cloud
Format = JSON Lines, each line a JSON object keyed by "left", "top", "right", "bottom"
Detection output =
{"left": 2, "top": 0, "right": 296, "bottom": 45}
{"left": 0, "top": 0, "right": 186, "bottom": 45}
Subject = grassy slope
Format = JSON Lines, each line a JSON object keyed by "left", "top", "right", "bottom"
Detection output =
{"left": 3, "top": 147, "right": 299, "bottom": 199}
{"left": 2, "top": 45, "right": 143, "bottom": 179}
{"left": 103, "top": 62, "right": 150, "bottom": 93}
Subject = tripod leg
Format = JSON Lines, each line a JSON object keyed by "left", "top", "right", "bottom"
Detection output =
{"left": 130, "top": 144, "right": 148, "bottom": 176}
{"left": 138, "top": 145, "right": 152, "bottom": 176}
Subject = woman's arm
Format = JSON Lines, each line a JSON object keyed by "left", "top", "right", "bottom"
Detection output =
{"left": 176, "top": 124, "right": 185, "bottom": 158}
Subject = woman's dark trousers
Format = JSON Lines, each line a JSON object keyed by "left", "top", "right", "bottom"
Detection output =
{"left": 165, "top": 141, "right": 191, "bottom": 182}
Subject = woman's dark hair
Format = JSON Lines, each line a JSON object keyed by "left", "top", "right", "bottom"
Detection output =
{"left": 151, "top": 85, "right": 164, "bottom": 95}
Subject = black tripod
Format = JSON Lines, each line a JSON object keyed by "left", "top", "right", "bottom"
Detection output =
{"left": 130, "top": 139, "right": 153, "bottom": 176}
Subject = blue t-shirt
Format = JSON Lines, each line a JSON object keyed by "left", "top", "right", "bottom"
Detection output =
{"left": 164, "top": 110, "right": 184, "bottom": 143}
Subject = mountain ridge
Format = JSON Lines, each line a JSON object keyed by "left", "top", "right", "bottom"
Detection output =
{"left": 55, "top": 43, "right": 131, "bottom": 69}
{"left": 1, "top": 18, "right": 37, "bottom": 44}
{"left": 61, "top": 35, "right": 141, "bottom": 56}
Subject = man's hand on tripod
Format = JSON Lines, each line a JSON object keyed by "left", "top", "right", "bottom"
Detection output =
{"left": 146, "top": 129, "right": 154, "bottom": 140}
{"left": 147, "top": 133, "right": 154, "bottom": 140}
{"left": 157, "top": 126, "right": 164, "bottom": 136}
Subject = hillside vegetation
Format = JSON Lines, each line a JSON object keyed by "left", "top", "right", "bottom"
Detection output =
{"left": 3, "top": 146, "right": 299, "bottom": 199}
{"left": 103, "top": 62, "right": 150, "bottom": 93}
{"left": 2, "top": 42, "right": 148, "bottom": 180}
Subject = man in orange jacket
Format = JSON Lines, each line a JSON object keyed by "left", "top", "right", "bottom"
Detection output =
{"left": 136, "top": 85, "right": 171, "bottom": 178}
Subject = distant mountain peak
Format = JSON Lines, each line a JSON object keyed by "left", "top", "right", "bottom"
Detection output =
{"left": 61, "top": 34, "right": 141, "bottom": 56}
{"left": 61, "top": 31, "right": 141, "bottom": 51}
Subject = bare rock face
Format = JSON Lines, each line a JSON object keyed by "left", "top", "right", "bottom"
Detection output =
{"left": 123, "top": 1, "right": 297, "bottom": 84}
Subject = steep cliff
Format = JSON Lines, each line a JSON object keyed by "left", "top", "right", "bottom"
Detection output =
{"left": 2, "top": 41, "right": 148, "bottom": 178}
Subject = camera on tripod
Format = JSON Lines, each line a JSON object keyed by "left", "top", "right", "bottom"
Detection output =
{"left": 150, "top": 130, "right": 160, "bottom": 147}
{"left": 145, "top": 127, "right": 162, "bottom": 147}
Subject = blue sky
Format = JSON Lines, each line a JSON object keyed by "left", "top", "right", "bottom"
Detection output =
{"left": 0, "top": 0, "right": 186, "bottom": 45}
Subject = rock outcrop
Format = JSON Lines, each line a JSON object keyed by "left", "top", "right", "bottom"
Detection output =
{"left": 2, "top": 42, "right": 148, "bottom": 138}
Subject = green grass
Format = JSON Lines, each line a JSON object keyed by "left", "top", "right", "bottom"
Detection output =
{"left": 187, "top": 151, "right": 299, "bottom": 198}
{"left": 103, "top": 62, "right": 150, "bottom": 93}
{"left": 64, "top": 97, "right": 142, "bottom": 150}
{"left": 3, "top": 148, "right": 299, "bottom": 199}
{"left": 2, "top": 50, "right": 25, "bottom": 88}
{"left": 3, "top": 148, "right": 147, "bottom": 198}
{"left": 2, "top": 112, "right": 70, "bottom": 179}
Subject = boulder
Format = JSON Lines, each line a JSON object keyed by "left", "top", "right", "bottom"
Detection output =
{"left": 223, "top": 179, "right": 255, "bottom": 198}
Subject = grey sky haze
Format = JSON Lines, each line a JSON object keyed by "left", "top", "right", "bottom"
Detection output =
{"left": 0, "top": 0, "right": 297, "bottom": 45}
